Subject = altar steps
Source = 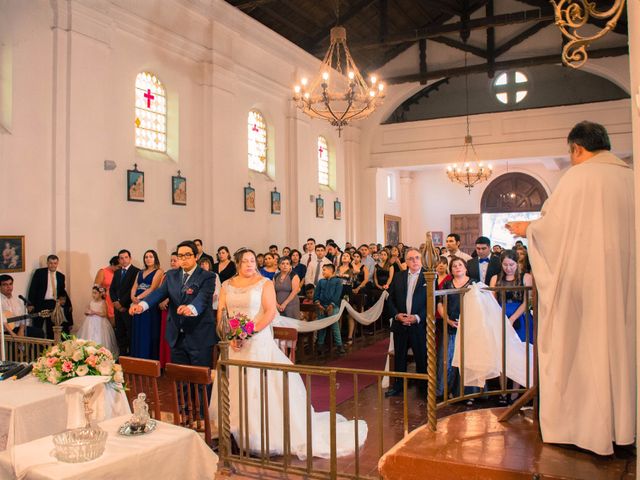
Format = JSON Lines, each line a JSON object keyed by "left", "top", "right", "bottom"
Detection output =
{"left": 378, "top": 408, "right": 635, "bottom": 480}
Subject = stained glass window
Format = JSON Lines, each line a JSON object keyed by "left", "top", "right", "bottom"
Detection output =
{"left": 135, "top": 72, "right": 167, "bottom": 152}
{"left": 318, "top": 136, "right": 329, "bottom": 186}
{"left": 248, "top": 110, "right": 267, "bottom": 173}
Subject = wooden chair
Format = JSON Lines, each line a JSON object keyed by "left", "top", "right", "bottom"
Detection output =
{"left": 118, "top": 356, "right": 162, "bottom": 420}
{"left": 165, "top": 363, "right": 213, "bottom": 447}
{"left": 299, "top": 303, "right": 320, "bottom": 359}
{"left": 273, "top": 326, "right": 298, "bottom": 363}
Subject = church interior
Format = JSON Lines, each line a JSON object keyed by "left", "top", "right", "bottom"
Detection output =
{"left": 1, "top": 0, "right": 639, "bottom": 478}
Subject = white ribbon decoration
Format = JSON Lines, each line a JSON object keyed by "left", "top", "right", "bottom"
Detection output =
{"left": 273, "top": 291, "right": 389, "bottom": 333}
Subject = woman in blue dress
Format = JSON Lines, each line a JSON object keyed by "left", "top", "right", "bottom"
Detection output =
{"left": 489, "top": 249, "right": 534, "bottom": 343}
{"left": 130, "top": 250, "right": 164, "bottom": 359}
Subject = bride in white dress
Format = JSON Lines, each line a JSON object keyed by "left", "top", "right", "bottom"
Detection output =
{"left": 211, "top": 248, "right": 367, "bottom": 459}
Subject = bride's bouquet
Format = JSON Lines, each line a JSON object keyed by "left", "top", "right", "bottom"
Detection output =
{"left": 227, "top": 312, "right": 255, "bottom": 341}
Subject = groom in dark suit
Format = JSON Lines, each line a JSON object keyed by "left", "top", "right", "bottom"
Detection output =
{"left": 386, "top": 247, "right": 428, "bottom": 397}
{"left": 130, "top": 240, "right": 218, "bottom": 367}
{"left": 466, "top": 236, "right": 501, "bottom": 284}
{"left": 109, "top": 249, "right": 140, "bottom": 356}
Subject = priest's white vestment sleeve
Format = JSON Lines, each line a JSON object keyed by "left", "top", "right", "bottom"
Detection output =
{"left": 527, "top": 151, "right": 636, "bottom": 455}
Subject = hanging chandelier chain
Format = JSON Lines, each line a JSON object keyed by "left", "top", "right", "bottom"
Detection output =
{"left": 464, "top": 51, "right": 470, "bottom": 138}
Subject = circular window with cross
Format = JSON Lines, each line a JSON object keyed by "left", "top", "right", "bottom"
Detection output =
{"left": 492, "top": 70, "right": 529, "bottom": 105}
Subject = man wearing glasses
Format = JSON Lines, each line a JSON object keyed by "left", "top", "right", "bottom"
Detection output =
{"left": 130, "top": 240, "right": 217, "bottom": 368}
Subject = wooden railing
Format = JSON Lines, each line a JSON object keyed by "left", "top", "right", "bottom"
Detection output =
{"left": 3, "top": 335, "right": 55, "bottom": 363}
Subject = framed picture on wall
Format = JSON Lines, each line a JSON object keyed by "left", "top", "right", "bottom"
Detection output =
{"left": 384, "top": 214, "right": 401, "bottom": 246}
{"left": 316, "top": 196, "right": 324, "bottom": 218}
{"left": 244, "top": 183, "right": 255, "bottom": 212}
{"left": 127, "top": 165, "right": 144, "bottom": 202}
{"left": 271, "top": 189, "right": 281, "bottom": 215}
{"left": 172, "top": 172, "right": 187, "bottom": 206}
{"left": 430, "top": 231, "right": 444, "bottom": 247}
{"left": 334, "top": 199, "right": 341, "bottom": 220}
{"left": 0, "top": 235, "right": 25, "bottom": 273}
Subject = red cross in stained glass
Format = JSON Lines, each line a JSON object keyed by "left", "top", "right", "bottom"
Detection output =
{"left": 318, "top": 146, "right": 324, "bottom": 154}
{"left": 144, "top": 89, "right": 155, "bottom": 108}
{"left": 251, "top": 124, "right": 259, "bottom": 133}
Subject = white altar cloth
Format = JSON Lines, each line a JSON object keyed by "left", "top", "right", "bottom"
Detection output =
{"left": 0, "top": 415, "right": 218, "bottom": 480}
{"left": 0, "top": 376, "right": 130, "bottom": 451}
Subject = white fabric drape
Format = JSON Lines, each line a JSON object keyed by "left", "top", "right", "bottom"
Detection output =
{"left": 273, "top": 291, "right": 389, "bottom": 332}
{"left": 452, "top": 283, "right": 533, "bottom": 388}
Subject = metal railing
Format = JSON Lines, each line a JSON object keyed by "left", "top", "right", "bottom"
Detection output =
{"left": 216, "top": 340, "right": 432, "bottom": 480}
{"left": 433, "top": 285, "right": 536, "bottom": 405}
{"left": 3, "top": 335, "right": 55, "bottom": 363}
{"left": 216, "top": 269, "right": 538, "bottom": 478}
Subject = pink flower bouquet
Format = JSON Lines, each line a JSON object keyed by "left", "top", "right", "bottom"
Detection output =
{"left": 227, "top": 312, "right": 255, "bottom": 341}
{"left": 32, "top": 335, "right": 124, "bottom": 390}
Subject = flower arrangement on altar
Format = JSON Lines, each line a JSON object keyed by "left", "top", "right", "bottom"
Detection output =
{"left": 33, "top": 335, "right": 124, "bottom": 390}
{"left": 227, "top": 312, "right": 255, "bottom": 341}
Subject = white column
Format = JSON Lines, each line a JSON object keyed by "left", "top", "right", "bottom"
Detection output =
{"left": 200, "top": 60, "right": 215, "bottom": 248}
{"left": 285, "top": 101, "right": 304, "bottom": 249}
{"left": 50, "top": 0, "right": 71, "bottom": 267}
{"left": 399, "top": 173, "right": 413, "bottom": 245}
{"left": 343, "top": 126, "right": 361, "bottom": 244}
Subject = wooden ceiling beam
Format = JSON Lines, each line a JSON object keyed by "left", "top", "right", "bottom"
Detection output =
{"left": 422, "top": 0, "right": 461, "bottom": 16}
{"left": 379, "top": 0, "right": 388, "bottom": 42}
{"left": 494, "top": 20, "right": 553, "bottom": 57}
{"left": 486, "top": 0, "right": 495, "bottom": 77}
{"left": 306, "top": 0, "right": 378, "bottom": 48}
{"left": 233, "top": 0, "right": 279, "bottom": 11}
{"left": 430, "top": 36, "right": 487, "bottom": 58}
{"left": 419, "top": 39, "right": 427, "bottom": 85}
{"left": 385, "top": 46, "right": 628, "bottom": 84}
{"left": 257, "top": 4, "right": 314, "bottom": 39}
{"left": 319, "top": 7, "right": 554, "bottom": 53}
{"left": 281, "top": 0, "right": 324, "bottom": 29}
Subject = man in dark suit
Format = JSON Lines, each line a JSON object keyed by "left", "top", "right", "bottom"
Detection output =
{"left": 130, "top": 240, "right": 218, "bottom": 368}
{"left": 466, "top": 236, "right": 501, "bottom": 284}
{"left": 194, "top": 239, "right": 215, "bottom": 268}
{"left": 27, "top": 254, "right": 73, "bottom": 338}
{"left": 109, "top": 249, "right": 140, "bottom": 356}
{"left": 385, "top": 247, "right": 427, "bottom": 397}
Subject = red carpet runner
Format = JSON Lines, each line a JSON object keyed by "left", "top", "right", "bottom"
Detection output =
{"left": 310, "top": 337, "right": 390, "bottom": 411}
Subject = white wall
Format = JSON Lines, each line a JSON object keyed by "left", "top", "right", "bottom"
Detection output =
{"left": 355, "top": 98, "right": 633, "bottom": 245}
{"left": 401, "top": 162, "right": 565, "bottom": 248}
{"left": 0, "top": 0, "right": 349, "bottom": 318}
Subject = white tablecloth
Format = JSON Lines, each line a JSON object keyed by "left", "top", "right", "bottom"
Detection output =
{"left": 0, "top": 415, "right": 219, "bottom": 480}
{"left": 0, "top": 376, "right": 130, "bottom": 451}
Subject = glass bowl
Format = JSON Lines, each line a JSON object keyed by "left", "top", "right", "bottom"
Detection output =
{"left": 52, "top": 426, "right": 108, "bottom": 463}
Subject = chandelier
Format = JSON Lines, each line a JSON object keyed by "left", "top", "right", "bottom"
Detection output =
{"left": 445, "top": 53, "right": 492, "bottom": 193}
{"left": 550, "top": 0, "right": 626, "bottom": 69}
{"left": 292, "top": 26, "right": 385, "bottom": 136}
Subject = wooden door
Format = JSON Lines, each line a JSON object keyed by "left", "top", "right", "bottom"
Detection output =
{"left": 450, "top": 214, "right": 481, "bottom": 255}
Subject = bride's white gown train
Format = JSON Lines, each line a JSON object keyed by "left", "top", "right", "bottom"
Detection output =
{"left": 210, "top": 278, "right": 367, "bottom": 459}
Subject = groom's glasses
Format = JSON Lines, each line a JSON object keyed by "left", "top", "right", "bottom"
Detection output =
{"left": 176, "top": 253, "right": 194, "bottom": 259}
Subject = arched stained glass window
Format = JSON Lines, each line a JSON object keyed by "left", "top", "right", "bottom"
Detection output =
{"left": 135, "top": 72, "right": 167, "bottom": 152}
{"left": 248, "top": 110, "right": 267, "bottom": 173}
{"left": 318, "top": 136, "right": 329, "bottom": 186}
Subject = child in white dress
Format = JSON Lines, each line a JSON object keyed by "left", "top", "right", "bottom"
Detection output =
{"left": 77, "top": 286, "right": 119, "bottom": 356}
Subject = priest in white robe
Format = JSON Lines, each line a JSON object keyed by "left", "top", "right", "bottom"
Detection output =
{"left": 506, "top": 121, "right": 635, "bottom": 456}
